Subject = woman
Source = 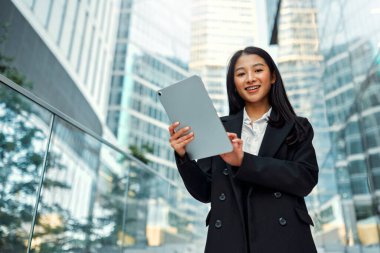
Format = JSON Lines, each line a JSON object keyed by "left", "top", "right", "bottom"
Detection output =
{"left": 168, "top": 46, "right": 318, "bottom": 253}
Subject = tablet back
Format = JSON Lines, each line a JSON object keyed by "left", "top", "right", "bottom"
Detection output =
{"left": 158, "top": 75, "right": 232, "bottom": 160}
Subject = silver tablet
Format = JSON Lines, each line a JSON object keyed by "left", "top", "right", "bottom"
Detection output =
{"left": 158, "top": 75, "right": 233, "bottom": 160}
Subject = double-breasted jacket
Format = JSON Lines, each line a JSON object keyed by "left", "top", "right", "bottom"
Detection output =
{"left": 175, "top": 109, "right": 319, "bottom": 253}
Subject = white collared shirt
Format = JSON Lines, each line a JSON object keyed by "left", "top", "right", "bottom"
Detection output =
{"left": 241, "top": 107, "right": 272, "bottom": 156}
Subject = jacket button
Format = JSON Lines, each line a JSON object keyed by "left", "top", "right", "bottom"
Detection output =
{"left": 274, "top": 192, "right": 282, "bottom": 198}
{"left": 223, "top": 168, "right": 229, "bottom": 176}
{"left": 215, "top": 220, "right": 222, "bottom": 229}
{"left": 219, "top": 193, "right": 226, "bottom": 201}
{"left": 279, "top": 217, "right": 287, "bottom": 226}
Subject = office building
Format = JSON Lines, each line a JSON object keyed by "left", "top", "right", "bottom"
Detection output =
{"left": 267, "top": 0, "right": 342, "bottom": 251}
{"left": 0, "top": 0, "right": 119, "bottom": 134}
{"left": 316, "top": 0, "right": 380, "bottom": 249}
{"left": 269, "top": 0, "right": 380, "bottom": 250}
{"left": 106, "top": 0, "right": 191, "bottom": 181}
{"left": 190, "top": 0, "right": 258, "bottom": 116}
{"left": 105, "top": 0, "right": 208, "bottom": 250}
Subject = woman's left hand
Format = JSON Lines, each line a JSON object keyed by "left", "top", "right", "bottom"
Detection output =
{"left": 220, "top": 132, "right": 244, "bottom": 166}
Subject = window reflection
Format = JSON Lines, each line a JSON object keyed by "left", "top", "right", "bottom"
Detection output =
{"left": 0, "top": 81, "right": 52, "bottom": 252}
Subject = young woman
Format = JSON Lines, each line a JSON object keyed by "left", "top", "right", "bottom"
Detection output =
{"left": 168, "top": 46, "right": 318, "bottom": 253}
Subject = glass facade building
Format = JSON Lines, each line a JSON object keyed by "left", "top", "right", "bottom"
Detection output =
{"left": 315, "top": 0, "right": 380, "bottom": 251}
{"left": 274, "top": 0, "right": 333, "bottom": 233}
{"left": 1, "top": 0, "right": 208, "bottom": 252}
{"left": 190, "top": 0, "right": 258, "bottom": 116}
{"left": 105, "top": 0, "right": 209, "bottom": 250}
{"left": 0, "top": 0, "right": 119, "bottom": 133}
{"left": 106, "top": 0, "right": 191, "bottom": 182}
{"left": 269, "top": 0, "right": 380, "bottom": 252}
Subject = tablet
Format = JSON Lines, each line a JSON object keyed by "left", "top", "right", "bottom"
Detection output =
{"left": 158, "top": 75, "right": 233, "bottom": 160}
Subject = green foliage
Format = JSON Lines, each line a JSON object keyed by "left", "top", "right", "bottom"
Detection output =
{"left": 129, "top": 143, "right": 154, "bottom": 164}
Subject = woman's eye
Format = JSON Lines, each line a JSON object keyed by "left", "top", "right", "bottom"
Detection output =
{"left": 255, "top": 69, "right": 263, "bottom": 73}
{"left": 237, "top": 73, "right": 245, "bottom": 77}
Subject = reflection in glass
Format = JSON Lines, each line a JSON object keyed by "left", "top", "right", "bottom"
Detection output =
{"left": 30, "top": 117, "right": 101, "bottom": 252}
{"left": 0, "top": 81, "right": 52, "bottom": 252}
{"left": 0, "top": 78, "right": 208, "bottom": 252}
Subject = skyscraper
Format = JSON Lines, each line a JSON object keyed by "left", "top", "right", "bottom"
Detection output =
{"left": 316, "top": 0, "right": 380, "bottom": 250}
{"left": 106, "top": 0, "right": 192, "bottom": 181}
{"left": 190, "top": 0, "right": 258, "bottom": 116}
{"left": 269, "top": 0, "right": 380, "bottom": 251}
{"left": 274, "top": 0, "right": 333, "bottom": 205}
{"left": 105, "top": 0, "right": 208, "bottom": 250}
{"left": 0, "top": 0, "right": 120, "bottom": 134}
{"left": 267, "top": 0, "right": 338, "bottom": 250}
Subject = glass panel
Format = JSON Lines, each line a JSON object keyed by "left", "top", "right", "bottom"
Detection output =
{"left": 86, "top": 143, "right": 130, "bottom": 251}
{"left": 26, "top": 113, "right": 208, "bottom": 252}
{"left": 117, "top": 160, "right": 208, "bottom": 252}
{"left": 0, "top": 81, "right": 53, "bottom": 252}
{"left": 165, "top": 184, "right": 208, "bottom": 252}
{"left": 29, "top": 116, "right": 121, "bottom": 252}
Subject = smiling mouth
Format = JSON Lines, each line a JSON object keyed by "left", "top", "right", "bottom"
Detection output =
{"left": 245, "top": 85, "right": 261, "bottom": 91}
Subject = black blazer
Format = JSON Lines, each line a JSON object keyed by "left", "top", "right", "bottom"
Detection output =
{"left": 175, "top": 109, "right": 319, "bottom": 253}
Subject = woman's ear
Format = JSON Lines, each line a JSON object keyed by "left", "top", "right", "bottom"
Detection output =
{"left": 271, "top": 72, "right": 276, "bottom": 84}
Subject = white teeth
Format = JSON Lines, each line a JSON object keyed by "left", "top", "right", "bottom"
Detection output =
{"left": 245, "top": 85, "right": 260, "bottom": 91}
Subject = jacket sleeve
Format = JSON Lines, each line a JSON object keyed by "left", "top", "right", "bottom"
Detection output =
{"left": 175, "top": 153, "right": 212, "bottom": 203}
{"left": 233, "top": 118, "right": 318, "bottom": 197}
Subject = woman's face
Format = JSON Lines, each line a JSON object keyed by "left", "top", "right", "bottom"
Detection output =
{"left": 234, "top": 54, "right": 275, "bottom": 107}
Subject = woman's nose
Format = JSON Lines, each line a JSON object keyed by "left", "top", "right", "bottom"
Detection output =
{"left": 247, "top": 72, "right": 256, "bottom": 82}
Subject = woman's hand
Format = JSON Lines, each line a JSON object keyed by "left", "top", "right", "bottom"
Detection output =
{"left": 168, "top": 122, "right": 194, "bottom": 157}
{"left": 220, "top": 132, "right": 244, "bottom": 166}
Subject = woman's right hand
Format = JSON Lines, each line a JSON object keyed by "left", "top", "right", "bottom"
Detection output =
{"left": 168, "top": 122, "right": 194, "bottom": 158}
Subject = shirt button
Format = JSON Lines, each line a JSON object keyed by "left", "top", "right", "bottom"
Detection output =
{"left": 279, "top": 217, "right": 287, "bottom": 226}
{"left": 219, "top": 193, "right": 226, "bottom": 201}
{"left": 274, "top": 192, "right": 282, "bottom": 199}
{"left": 215, "top": 220, "right": 222, "bottom": 229}
{"left": 223, "top": 168, "right": 229, "bottom": 176}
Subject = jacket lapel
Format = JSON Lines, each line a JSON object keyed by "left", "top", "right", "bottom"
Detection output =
{"left": 221, "top": 110, "right": 243, "bottom": 139}
{"left": 222, "top": 109, "right": 295, "bottom": 158}
{"left": 258, "top": 109, "right": 294, "bottom": 157}
{"left": 221, "top": 109, "right": 295, "bottom": 243}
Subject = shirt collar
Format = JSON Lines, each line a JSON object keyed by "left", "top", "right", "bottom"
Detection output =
{"left": 243, "top": 107, "right": 272, "bottom": 126}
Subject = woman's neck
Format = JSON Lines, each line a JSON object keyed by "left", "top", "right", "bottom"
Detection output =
{"left": 245, "top": 103, "right": 271, "bottom": 121}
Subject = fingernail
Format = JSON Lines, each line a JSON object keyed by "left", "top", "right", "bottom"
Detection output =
{"left": 185, "top": 126, "right": 190, "bottom": 130}
{"left": 175, "top": 121, "right": 179, "bottom": 125}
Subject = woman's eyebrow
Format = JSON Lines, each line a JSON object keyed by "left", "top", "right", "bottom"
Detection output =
{"left": 235, "top": 63, "right": 265, "bottom": 72}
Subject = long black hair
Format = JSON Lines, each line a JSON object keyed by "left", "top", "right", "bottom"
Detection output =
{"left": 226, "top": 46, "right": 306, "bottom": 144}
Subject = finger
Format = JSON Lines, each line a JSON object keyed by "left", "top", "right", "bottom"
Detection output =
{"left": 170, "top": 126, "right": 191, "bottom": 141}
{"left": 168, "top": 121, "right": 180, "bottom": 136}
{"left": 170, "top": 132, "right": 194, "bottom": 147}
{"left": 232, "top": 138, "right": 243, "bottom": 148}
{"left": 176, "top": 132, "right": 194, "bottom": 144}
{"left": 173, "top": 134, "right": 194, "bottom": 149}
{"left": 232, "top": 138, "right": 243, "bottom": 145}
{"left": 227, "top": 132, "right": 238, "bottom": 140}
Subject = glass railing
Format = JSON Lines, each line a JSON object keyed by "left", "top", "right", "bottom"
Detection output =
{"left": 0, "top": 74, "right": 208, "bottom": 253}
